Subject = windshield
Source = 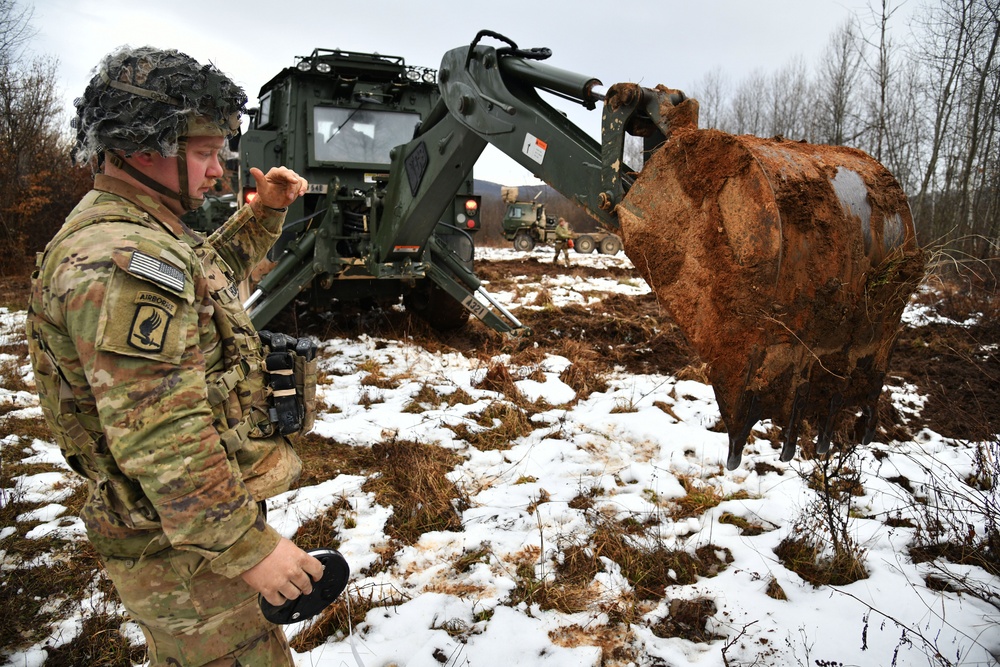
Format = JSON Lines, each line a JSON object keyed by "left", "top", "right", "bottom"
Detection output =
{"left": 313, "top": 107, "right": 421, "bottom": 165}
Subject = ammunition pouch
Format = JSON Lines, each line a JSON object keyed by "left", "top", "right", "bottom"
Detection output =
{"left": 259, "top": 331, "right": 318, "bottom": 436}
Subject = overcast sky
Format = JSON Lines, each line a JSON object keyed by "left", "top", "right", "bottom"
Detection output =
{"left": 27, "top": 0, "right": 918, "bottom": 185}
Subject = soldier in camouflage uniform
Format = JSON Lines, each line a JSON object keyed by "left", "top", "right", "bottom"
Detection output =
{"left": 553, "top": 217, "right": 575, "bottom": 266}
{"left": 26, "top": 46, "right": 324, "bottom": 666}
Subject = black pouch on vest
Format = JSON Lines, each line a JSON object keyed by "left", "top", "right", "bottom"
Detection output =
{"left": 260, "top": 331, "right": 318, "bottom": 435}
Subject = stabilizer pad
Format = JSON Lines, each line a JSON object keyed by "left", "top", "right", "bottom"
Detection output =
{"left": 259, "top": 548, "right": 350, "bottom": 624}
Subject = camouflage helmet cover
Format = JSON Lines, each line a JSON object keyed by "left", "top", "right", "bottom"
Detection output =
{"left": 72, "top": 45, "right": 247, "bottom": 164}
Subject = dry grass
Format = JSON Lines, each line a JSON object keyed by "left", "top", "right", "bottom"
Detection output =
{"left": 507, "top": 541, "right": 601, "bottom": 615}
{"left": 556, "top": 340, "right": 610, "bottom": 401}
{"left": 549, "top": 622, "right": 639, "bottom": 665}
{"left": 42, "top": 610, "right": 145, "bottom": 667}
{"left": 475, "top": 360, "right": 524, "bottom": 404}
{"left": 718, "top": 511, "right": 767, "bottom": 536}
{"left": 774, "top": 533, "right": 869, "bottom": 586}
{"left": 597, "top": 527, "right": 732, "bottom": 599}
{"left": 358, "top": 357, "right": 402, "bottom": 390}
{"left": 293, "top": 496, "right": 354, "bottom": 551}
{"left": 806, "top": 466, "right": 865, "bottom": 499}
{"left": 359, "top": 436, "right": 466, "bottom": 545}
{"left": 289, "top": 431, "right": 367, "bottom": 489}
{"left": 402, "top": 382, "right": 442, "bottom": 413}
{"left": 0, "top": 541, "right": 114, "bottom": 657}
{"left": 650, "top": 597, "right": 724, "bottom": 642}
{"left": 447, "top": 401, "right": 533, "bottom": 451}
{"left": 765, "top": 576, "right": 788, "bottom": 600}
{"left": 669, "top": 476, "right": 725, "bottom": 519}
{"left": 290, "top": 586, "right": 407, "bottom": 653}
{"left": 0, "top": 352, "right": 30, "bottom": 394}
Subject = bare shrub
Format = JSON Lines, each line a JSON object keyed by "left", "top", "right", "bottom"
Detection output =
{"left": 906, "top": 436, "right": 999, "bottom": 600}
{"left": 782, "top": 436, "right": 870, "bottom": 585}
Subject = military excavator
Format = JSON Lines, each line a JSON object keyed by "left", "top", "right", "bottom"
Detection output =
{"left": 238, "top": 30, "right": 925, "bottom": 470}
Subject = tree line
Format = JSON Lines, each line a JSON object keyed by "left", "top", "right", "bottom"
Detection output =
{"left": 0, "top": 1, "right": 91, "bottom": 276}
{"left": 689, "top": 0, "right": 999, "bottom": 272}
{"left": 1, "top": 0, "right": 997, "bottom": 277}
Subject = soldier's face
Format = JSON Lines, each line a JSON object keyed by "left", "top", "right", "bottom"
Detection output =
{"left": 144, "top": 136, "right": 226, "bottom": 214}
{"left": 184, "top": 136, "right": 227, "bottom": 197}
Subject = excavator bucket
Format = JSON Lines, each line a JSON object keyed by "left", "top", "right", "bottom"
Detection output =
{"left": 616, "top": 127, "right": 925, "bottom": 469}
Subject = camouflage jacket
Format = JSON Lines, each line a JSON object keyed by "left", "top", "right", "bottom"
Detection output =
{"left": 555, "top": 224, "right": 575, "bottom": 240}
{"left": 26, "top": 175, "right": 300, "bottom": 577}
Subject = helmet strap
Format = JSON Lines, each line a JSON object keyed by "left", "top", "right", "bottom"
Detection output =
{"left": 175, "top": 138, "right": 204, "bottom": 212}
{"left": 106, "top": 148, "right": 204, "bottom": 212}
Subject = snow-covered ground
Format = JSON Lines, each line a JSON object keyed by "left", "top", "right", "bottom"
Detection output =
{"left": 2, "top": 247, "right": 997, "bottom": 667}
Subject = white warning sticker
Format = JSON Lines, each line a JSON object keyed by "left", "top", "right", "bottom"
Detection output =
{"left": 522, "top": 133, "right": 547, "bottom": 165}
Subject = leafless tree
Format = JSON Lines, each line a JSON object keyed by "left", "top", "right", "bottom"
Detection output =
{"left": 910, "top": 0, "right": 1000, "bottom": 263}
{"left": 766, "top": 57, "right": 812, "bottom": 140}
{"left": 814, "top": 19, "right": 866, "bottom": 146}
{"left": 0, "top": 1, "right": 90, "bottom": 273}
{"left": 880, "top": 58, "right": 925, "bottom": 197}
{"left": 689, "top": 67, "right": 729, "bottom": 130}
{"left": 727, "top": 69, "right": 769, "bottom": 135}
{"left": 955, "top": 0, "right": 999, "bottom": 256}
{"left": 0, "top": 0, "right": 33, "bottom": 67}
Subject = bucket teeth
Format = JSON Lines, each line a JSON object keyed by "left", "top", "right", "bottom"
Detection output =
{"left": 725, "top": 391, "right": 762, "bottom": 470}
{"left": 860, "top": 404, "right": 878, "bottom": 445}
{"left": 815, "top": 393, "right": 844, "bottom": 455}
{"left": 780, "top": 383, "right": 810, "bottom": 462}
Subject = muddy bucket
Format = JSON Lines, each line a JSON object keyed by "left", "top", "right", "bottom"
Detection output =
{"left": 617, "top": 129, "right": 925, "bottom": 469}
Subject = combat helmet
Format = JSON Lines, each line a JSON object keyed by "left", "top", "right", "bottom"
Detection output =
{"left": 72, "top": 45, "right": 247, "bottom": 211}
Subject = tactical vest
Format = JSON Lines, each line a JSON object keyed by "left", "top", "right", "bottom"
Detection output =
{"left": 27, "top": 200, "right": 301, "bottom": 554}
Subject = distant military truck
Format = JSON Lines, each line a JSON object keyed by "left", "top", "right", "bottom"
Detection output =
{"left": 500, "top": 186, "right": 622, "bottom": 254}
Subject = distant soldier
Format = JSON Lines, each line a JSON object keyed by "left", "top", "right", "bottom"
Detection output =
{"left": 553, "top": 217, "right": 576, "bottom": 266}
{"left": 26, "top": 46, "right": 321, "bottom": 666}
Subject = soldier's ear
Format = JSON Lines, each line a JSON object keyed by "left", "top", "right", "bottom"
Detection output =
{"left": 130, "top": 152, "right": 157, "bottom": 168}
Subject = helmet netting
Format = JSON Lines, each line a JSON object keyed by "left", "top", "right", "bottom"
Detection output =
{"left": 72, "top": 45, "right": 247, "bottom": 164}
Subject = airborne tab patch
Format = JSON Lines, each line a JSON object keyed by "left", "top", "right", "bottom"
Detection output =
{"left": 129, "top": 291, "right": 177, "bottom": 353}
{"left": 128, "top": 251, "right": 185, "bottom": 292}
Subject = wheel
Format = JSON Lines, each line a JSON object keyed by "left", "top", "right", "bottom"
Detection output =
{"left": 599, "top": 235, "right": 622, "bottom": 255}
{"left": 404, "top": 281, "right": 469, "bottom": 331}
{"left": 513, "top": 232, "right": 535, "bottom": 252}
{"left": 574, "top": 235, "right": 595, "bottom": 253}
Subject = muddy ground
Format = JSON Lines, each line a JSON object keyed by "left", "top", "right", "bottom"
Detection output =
{"left": 269, "top": 256, "right": 998, "bottom": 448}
{"left": 4, "top": 255, "right": 994, "bottom": 446}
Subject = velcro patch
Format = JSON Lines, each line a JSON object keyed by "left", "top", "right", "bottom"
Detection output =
{"left": 128, "top": 291, "right": 177, "bottom": 353}
{"left": 128, "top": 251, "right": 185, "bottom": 292}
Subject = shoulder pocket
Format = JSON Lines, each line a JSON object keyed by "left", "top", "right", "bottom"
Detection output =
{"left": 95, "top": 249, "right": 195, "bottom": 364}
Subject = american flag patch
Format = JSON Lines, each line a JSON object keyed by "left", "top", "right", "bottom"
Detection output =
{"left": 128, "top": 252, "right": 185, "bottom": 292}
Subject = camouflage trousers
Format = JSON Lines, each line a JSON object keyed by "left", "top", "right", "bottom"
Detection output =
{"left": 553, "top": 241, "right": 571, "bottom": 265}
{"left": 102, "top": 548, "right": 294, "bottom": 667}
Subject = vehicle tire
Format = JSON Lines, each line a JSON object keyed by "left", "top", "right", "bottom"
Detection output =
{"left": 513, "top": 232, "right": 535, "bottom": 252}
{"left": 599, "top": 235, "right": 622, "bottom": 255}
{"left": 404, "top": 281, "right": 469, "bottom": 331}
{"left": 575, "top": 235, "right": 595, "bottom": 253}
